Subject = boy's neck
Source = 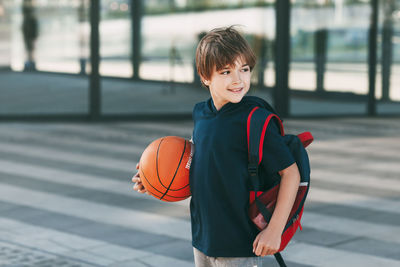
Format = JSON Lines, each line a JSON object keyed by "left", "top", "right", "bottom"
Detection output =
{"left": 211, "top": 98, "right": 228, "bottom": 111}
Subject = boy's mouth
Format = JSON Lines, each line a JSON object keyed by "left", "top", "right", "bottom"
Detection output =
{"left": 228, "top": 87, "right": 243, "bottom": 93}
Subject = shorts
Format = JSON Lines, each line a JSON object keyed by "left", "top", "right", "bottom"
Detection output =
{"left": 193, "top": 247, "right": 278, "bottom": 267}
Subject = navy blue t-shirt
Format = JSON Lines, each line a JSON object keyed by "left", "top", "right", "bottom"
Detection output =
{"left": 189, "top": 96, "right": 295, "bottom": 257}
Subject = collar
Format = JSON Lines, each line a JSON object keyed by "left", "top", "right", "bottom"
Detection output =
{"left": 208, "top": 98, "right": 240, "bottom": 115}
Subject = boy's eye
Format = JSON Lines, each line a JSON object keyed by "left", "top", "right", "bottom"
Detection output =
{"left": 242, "top": 67, "right": 250, "bottom": 72}
{"left": 220, "top": 70, "right": 230, "bottom": 75}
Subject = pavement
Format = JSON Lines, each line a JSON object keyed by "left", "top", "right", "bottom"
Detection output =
{"left": 0, "top": 116, "right": 399, "bottom": 267}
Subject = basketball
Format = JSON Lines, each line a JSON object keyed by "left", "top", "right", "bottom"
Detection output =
{"left": 139, "top": 136, "right": 192, "bottom": 202}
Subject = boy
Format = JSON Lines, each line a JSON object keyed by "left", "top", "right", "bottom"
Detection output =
{"left": 133, "top": 26, "right": 300, "bottom": 266}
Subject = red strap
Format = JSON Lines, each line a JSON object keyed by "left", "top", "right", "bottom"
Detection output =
{"left": 258, "top": 114, "right": 284, "bottom": 164}
{"left": 297, "top": 132, "right": 313, "bottom": 148}
{"left": 249, "top": 191, "right": 264, "bottom": 203}
{"left": 247, "top": 107, "right": 284, "bottom": 164}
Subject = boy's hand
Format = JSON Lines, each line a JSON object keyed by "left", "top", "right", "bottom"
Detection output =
{"left": 253, "top": 163, "right": 300, "bottom": 257}
{"left": 132, "top": 163, "right": 150, "bottom": 195}
{"left": 253, "top": 226, "right": 281, "bottom": 257}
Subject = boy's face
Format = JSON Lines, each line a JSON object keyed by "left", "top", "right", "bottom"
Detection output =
{"left": 203, "top": 57, "right": 251, "bottom": 110}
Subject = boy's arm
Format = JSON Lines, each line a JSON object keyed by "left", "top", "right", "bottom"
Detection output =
{"left": 253, "top": 162, "right": 300, "bottom": 257}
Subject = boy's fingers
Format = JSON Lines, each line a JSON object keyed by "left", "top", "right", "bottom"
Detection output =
{"left": 255, "top": 243, "right": 264, "bottom": 257}
{"left": 261, "top": 247, "right": 268, "bottom": 257}
{"left": 139, "top": 188, "right": 149, "bottom": 194}
{"left": 132, "top": 175, "right": 141, "bottom": 180}
{"left": 252, "top": 234, "right": 260, "bottom": 252}
{"left": 133, "top": 182, "right": 144, "bottom": 190}
{"left": 264, "top": 246, "right": 277, "bottom": 256}
{"left": 254, "top": 240, "right": 263, "bottom": 256}
{"left": 132, "top": 177, "right": 141, "bottom": 183}
{"left": 133, "top": 183, "right": 139, "bottom": 191}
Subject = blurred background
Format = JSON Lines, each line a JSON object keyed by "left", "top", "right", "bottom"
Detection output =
{"left": 0, "top": 1, "right": 400, "bottom": 266}
{"left": 0, "top": 0, "right": 399, "bottom": 119}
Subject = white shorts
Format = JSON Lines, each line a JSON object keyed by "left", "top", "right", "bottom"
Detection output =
{"left": 193, "top": 247, "right": 278, "bottom": 267}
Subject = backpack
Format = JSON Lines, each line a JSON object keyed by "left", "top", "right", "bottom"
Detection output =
{"left": 246, "top": 106, "right": 313, "bottom": 267}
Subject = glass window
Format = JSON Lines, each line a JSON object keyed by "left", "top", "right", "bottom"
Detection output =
{"left": 377, "top": 0, "right": 400, "bottom": 114}
{"left": 141, "top": 0, "right": 276, "bottom": 84}
{"left": 10, "top": 0, "right": 90, "bottom": 74}
{"left": 290, "top": 0, "right": 371, "bottom": 116}
{"left": 102, "top": 0, "right": 276, "bottom": 115}
{"left": 141, "top": 1, "right": 198, "bottom": 83}
{"left": 391, "top": 1, "right": 400, "bottom": 102}
{"left": 0, "top": 0, "right": 12, "bottom": 67}
{"left": 99, "top": 0, "right": 132, "bottom": 78}
{"left": 1, "top": 0, "right": 89, "bottom": 116}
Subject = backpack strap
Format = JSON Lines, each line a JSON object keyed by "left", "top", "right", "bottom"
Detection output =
{"left": 247, "top": 107, "right": 284, "bottom": 163}
{"left": 247, "top": 106, "right": 284, "bottom": 191}
{"left": 274, "top": 252, "right": 288, "bottom": 267}
{"left": 247, "top": 106, "right": 287, "bottom": 267}
{"left": 297, "top": 131, "right": 314, "bottom": 148}
{"left": 247, "top": 106, "right": 284, "bottom": 227}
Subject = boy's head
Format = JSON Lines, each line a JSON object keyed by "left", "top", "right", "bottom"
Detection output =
{"left": 195, "top": 26, "right": 256, "bottom": 87}
{"left": 195, "top": 26, "right": 256, "bottom": 110}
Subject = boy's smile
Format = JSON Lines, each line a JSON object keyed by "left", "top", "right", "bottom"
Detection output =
{"left": 204, "top": 57, "right": 251, "bottom": 111}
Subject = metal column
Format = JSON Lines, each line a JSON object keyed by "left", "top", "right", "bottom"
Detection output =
{"left": 368, "top": 0, "right": 378, "bottom": 116}
{"left": 274, "top": 0, "right": 291, "bottom": 117}
{"left": 90, "top": 0, "right": 100, "bottom": 119}
{"left": 315, "top": 29, "right": 328, "bottom": 94}
{"left": 131, "top": 0, "right": 142, "bottom": 80}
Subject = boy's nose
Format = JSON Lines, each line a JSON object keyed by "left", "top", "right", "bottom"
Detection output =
{"left": 232, "top": 71, "right": 242, "bottom": 84}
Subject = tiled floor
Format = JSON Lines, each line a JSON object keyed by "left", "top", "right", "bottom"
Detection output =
{"left": 0, "top": 117, "right": 399, "bottom": 266}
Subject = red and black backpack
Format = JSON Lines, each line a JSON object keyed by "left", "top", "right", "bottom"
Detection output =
{"left": 247, "top": 106, "right": 313, "bottom": 267}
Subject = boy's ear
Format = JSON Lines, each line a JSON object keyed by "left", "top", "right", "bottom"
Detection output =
{"left": 199, "top": 74, "right": 210, "bottom": 88}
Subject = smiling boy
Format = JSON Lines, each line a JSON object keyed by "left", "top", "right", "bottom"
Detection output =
{"left": 133, "top": 26, "right": 300, "bottom": 267}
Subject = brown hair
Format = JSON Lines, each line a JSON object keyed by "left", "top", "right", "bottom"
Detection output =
{"left": 195, "top": 26, "right": 256, "bottom": 86}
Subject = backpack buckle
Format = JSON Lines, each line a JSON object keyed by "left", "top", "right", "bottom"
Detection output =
{"left": 248, "top": 164, "right": 258, "bottom": 176}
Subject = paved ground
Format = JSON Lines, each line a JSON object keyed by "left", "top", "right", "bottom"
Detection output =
{"left": 0, "top": 116, "right": 399, "bottom": 266}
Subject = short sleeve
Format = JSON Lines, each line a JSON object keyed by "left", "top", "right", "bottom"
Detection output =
{"left": 260, "top": 119, "right": 295, "bottom": 174}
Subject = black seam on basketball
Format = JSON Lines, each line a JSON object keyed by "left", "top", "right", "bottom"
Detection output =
{"left": 156, "top": 138, "right": 190, "bottom": 188}
{"left": 163, "top": 183, "right": 190, "bottom": 191}
{"left": 156, "top": 138, "right": 180, "bottom": 190}
{"left": 148, "top": 190, "right": 191, "bottom": 201}
{"left": 160, "top": 139, "right": 187, "bottom": 200}
{"left": 155, "top": 138, "right": 189, "bottom": 191}
{"left": 156, "top": 138, "right": 168, "bottom": 188}
{"left": 141, "top": 169, "right": 189, "bottom": 199}
{"left": 141, "top": 169, "right": 166, "bottom": 195}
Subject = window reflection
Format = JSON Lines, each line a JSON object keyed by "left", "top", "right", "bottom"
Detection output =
{"left": 9, "top": 0, "right": 90, "bottom": 74}
{"left": 99, "top": 0, "right": 132, "bottom": 77}
{"left": 141, "top": 0, "right": 276, "bottom": 85}
{"left": 1, "top": 0, "right": 398, "bottom": 116}
{"left": 290, "top": 0, "right": 371, "bottom": 96}
{"left": 378, "top": 0, "right": 400, "bottom": 102}
{"left": 0, "top": 0, "right": 12, "bottom": 67}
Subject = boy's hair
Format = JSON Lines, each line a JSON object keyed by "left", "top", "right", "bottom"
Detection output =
{"left": 195, "top": 26, "right": 256, "bottom": 85}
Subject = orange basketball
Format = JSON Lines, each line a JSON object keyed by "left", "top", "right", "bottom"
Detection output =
{"left": 139, "top": 136, "right": 192, "bottom": 202}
